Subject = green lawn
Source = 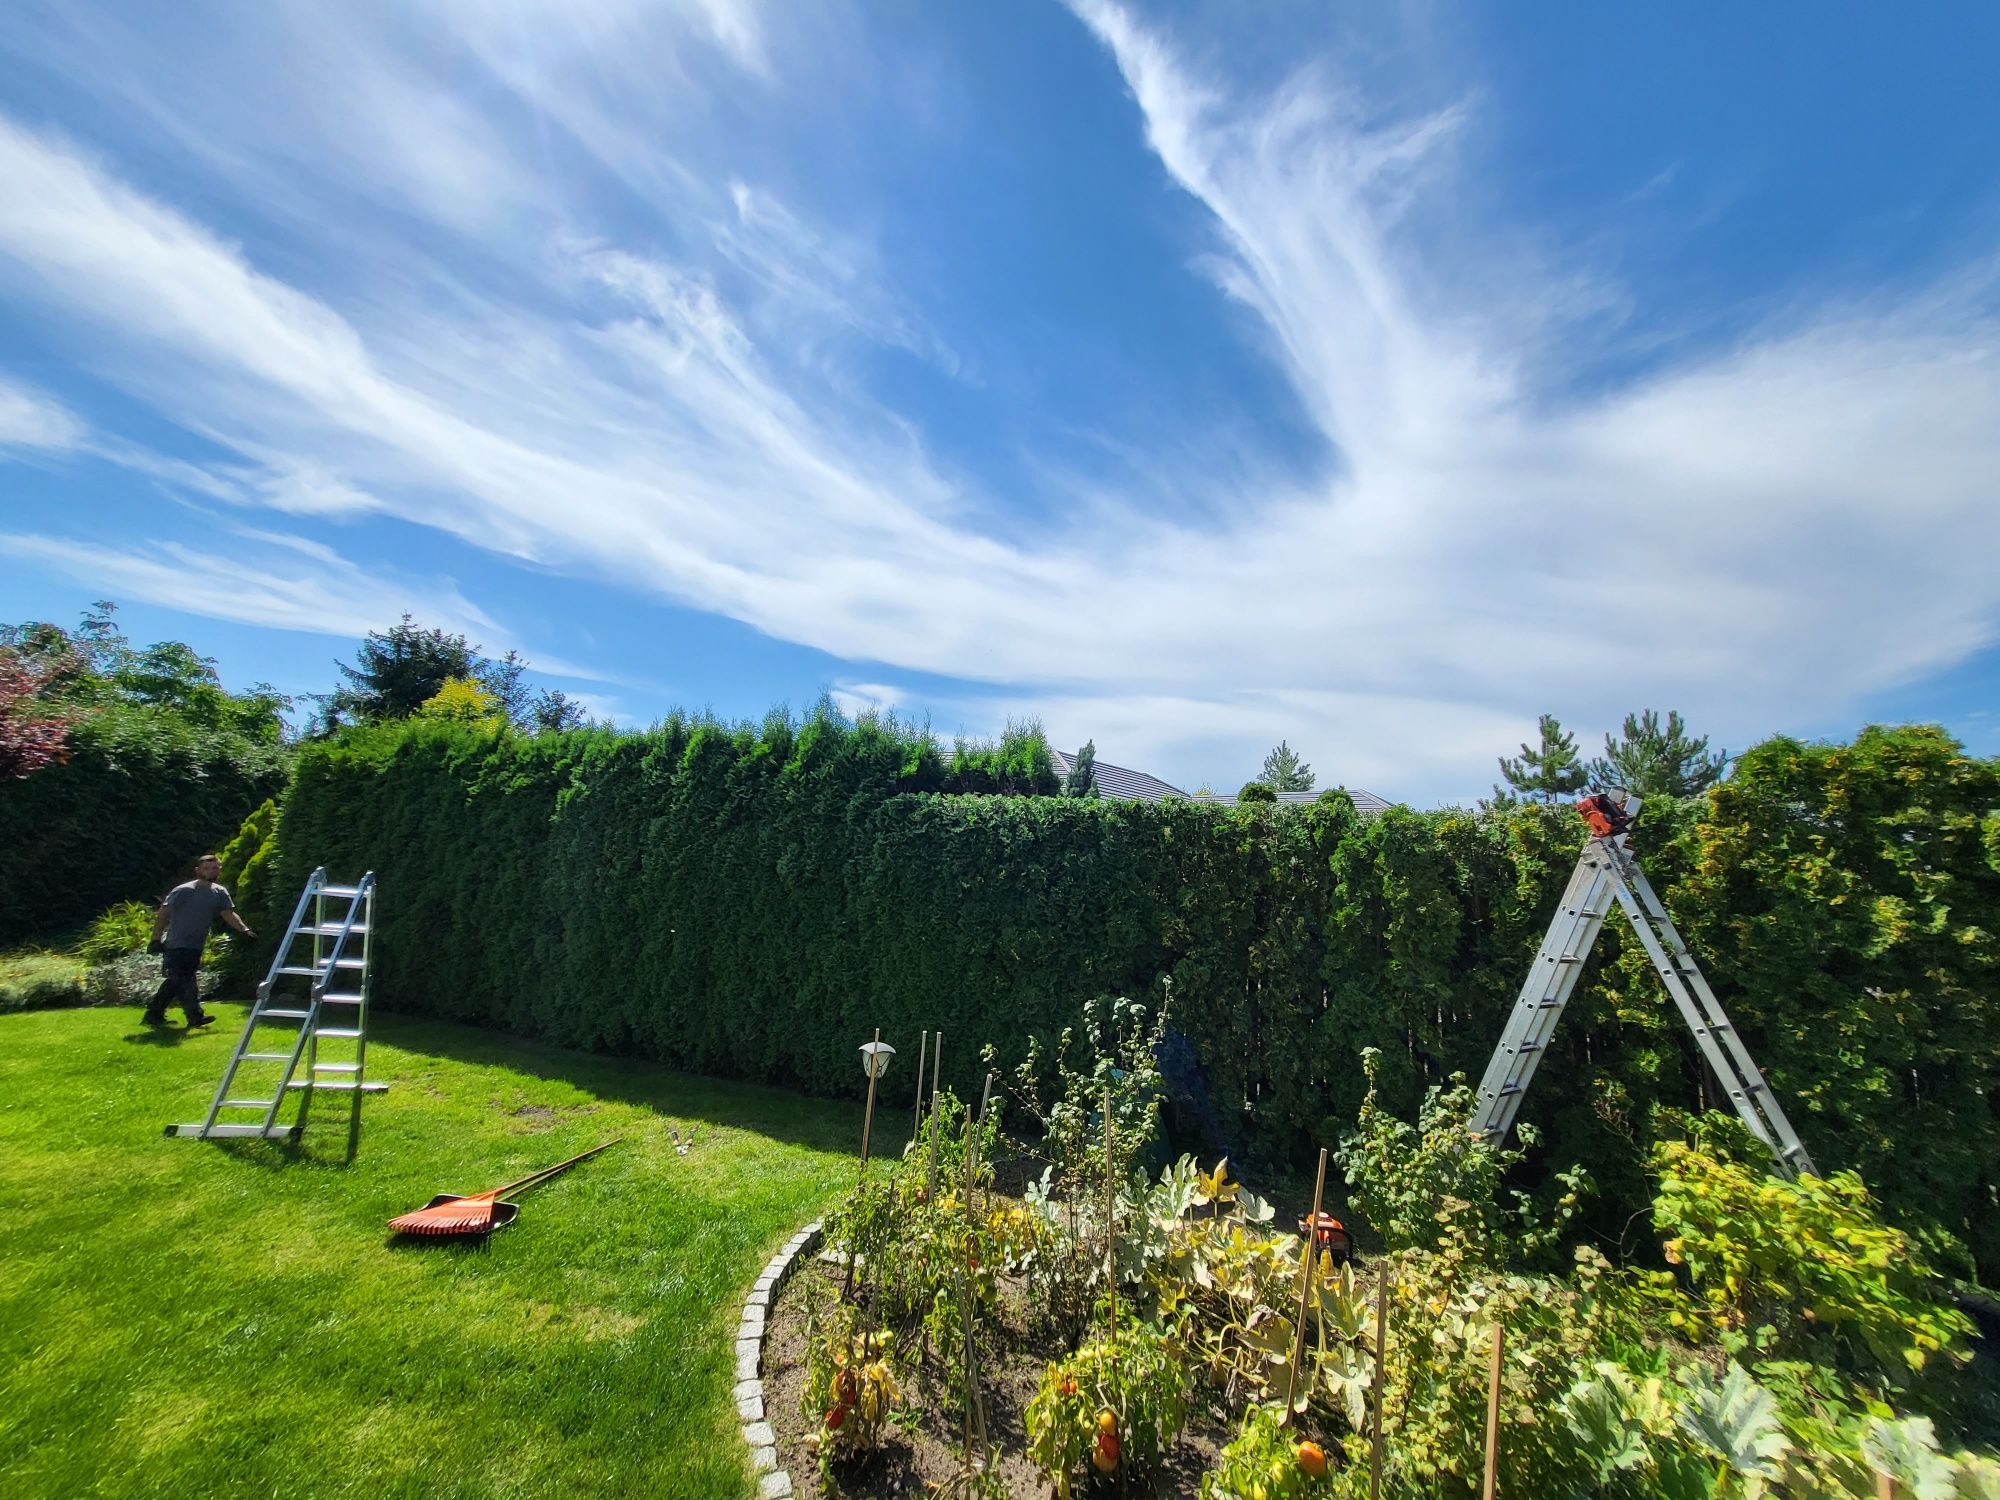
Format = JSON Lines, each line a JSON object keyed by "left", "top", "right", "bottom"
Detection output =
{"left": 0, "top": 1003, "right": 865, "bottom": 1499}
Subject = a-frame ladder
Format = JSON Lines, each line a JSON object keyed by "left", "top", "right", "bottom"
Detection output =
{"left": 166, "top": 867, "right": 384, "bottom": 1141}
{"left": 1469, "top": 795, "right": 1816, "bottom": 1179}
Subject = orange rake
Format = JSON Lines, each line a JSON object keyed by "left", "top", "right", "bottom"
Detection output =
{"left": 388, "top": 1139, "right": 623, "bottom": 1237}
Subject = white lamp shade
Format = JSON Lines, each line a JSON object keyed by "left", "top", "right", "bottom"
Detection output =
{"left": 859, "top": 1040, "right": 896, "bottom": 1080}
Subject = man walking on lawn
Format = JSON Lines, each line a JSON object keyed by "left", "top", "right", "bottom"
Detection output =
{"left": 144, "top": 853, "right": 255, "bottom": 1027}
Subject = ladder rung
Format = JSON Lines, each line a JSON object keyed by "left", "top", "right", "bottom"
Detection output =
{"left": 259, "top": 1008, "right": 312, "bottom": 1020}
{"left": 276, "top": 960, "right": 364, "bottom": 975}
{"left": 313, "top": 1062, "right": 360, "bottom": 1073}
{"left": 287, "top": 1080, "right": 387, "bottom": 1093}
{"left": 318, "top": 885, "right": 363, "bottom": 897}
{"left": 316, "top": 1027, "right": 362, "bottom": 1039}
{"left": 222, "top": 1098, "right": 277, "bottom": 1109}
{"left": 303, "top": 923, "right": 368, "bottom": 935}
{"left": 244, "top": 1051, "right": 294, "bottom": 1061}
{"left": 319, "top": 994, "right": 364, "bottom": 1004}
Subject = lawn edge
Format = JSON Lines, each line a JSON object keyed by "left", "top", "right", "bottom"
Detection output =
{"left": 735, "top": 1218, "right": 824, "bottom": 1500}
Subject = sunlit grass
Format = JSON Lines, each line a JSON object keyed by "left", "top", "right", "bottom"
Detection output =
{"left": 0, "top": 1004, "right": 862, "bottom": 1498}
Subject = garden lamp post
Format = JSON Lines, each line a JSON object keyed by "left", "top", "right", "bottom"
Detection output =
{"left": 856, "top": 1033, "right": 895, "bottom": 1181}
{"left": 844, "top": 1032, "right": 895, "bottom": 1296}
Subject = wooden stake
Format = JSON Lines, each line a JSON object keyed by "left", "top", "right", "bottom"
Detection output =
{"left": 1482, "top": 1319, "right": 1504, "bottom": 1500}
{"left": 926, "top": 1034, "right": 944, "bottom": 1202}
{"left": 1282, "top": 1147, "right": 1330, "bottom": 1427}
{"left": 1369, "top": 1268, "right": 1388, "bottom": 1500}
{"left": 1104, "top": 1085, "right": 1117, "bottom": 1342}
{"left": 858, "top": 1027, "right": 883, "bottom": 1179}
{"left": 1874, "top": 1475, "right": 1894, "bottom": 1500}
{"left": 912, "top": 1028, "right": 929, "bottom": 1145}
{"left": 845, "top": 1027, "right": 884, "bottom": 1298}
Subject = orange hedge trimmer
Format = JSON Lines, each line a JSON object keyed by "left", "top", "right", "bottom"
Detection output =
{"left": 388, "top": 1139, "right": 622, "bottom": 1237}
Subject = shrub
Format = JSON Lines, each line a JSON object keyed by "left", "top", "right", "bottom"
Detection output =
{"left": 1236, "top": 781, "right": 1278, "bottom": 804}
{"left": 1650, "top": 1124, "right": 1974, "bottom": 1375}
{"left": 83, "top": 952, "right": 173, "bottom": 1008}
{"left": 76, "top": 900, "right": 155, "bottom": 964}
{"left": 1026, "top": 1324, "right": 1190, "bottom": 1495}
{"left": 0, "top": 950, "right": 85, "bottom": 1010}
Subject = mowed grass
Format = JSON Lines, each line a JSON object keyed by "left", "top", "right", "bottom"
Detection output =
{"left": 0, "top": 1004, "right": 865, "bottom": 1499}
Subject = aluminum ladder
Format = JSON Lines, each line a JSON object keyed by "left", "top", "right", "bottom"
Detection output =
{"left": 1468, "top": 796, "right": 1816, "bottom": 1179}
{"left": 167, "top": 867, "right": 384, "bottom": 1141}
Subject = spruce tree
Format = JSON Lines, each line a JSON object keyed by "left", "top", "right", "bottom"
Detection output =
{"left": 1259, "top": 739, "right": 1314, "bottom": 792}
{"left": 1587, "top": 709, "right": 1727, "bottom": 796}
{"left": 319, "top": 615, "right": 481, "bottom": 727}
{"left": 1062, "top": 739, "right": 1098, "bottom": 797}
{"left": 1495, "top": 714, "right": 1587, "bottom": 803}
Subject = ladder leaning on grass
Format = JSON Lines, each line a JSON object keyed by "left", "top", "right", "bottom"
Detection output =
{"left": 166, "top": 867, "right": 385, "bottom": 1142}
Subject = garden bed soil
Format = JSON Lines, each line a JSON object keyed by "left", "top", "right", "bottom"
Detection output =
{"left": 766, "top": 1259, "right": 1227, "bottom": 1498}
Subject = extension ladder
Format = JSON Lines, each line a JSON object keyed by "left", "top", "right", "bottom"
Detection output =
{"left": 166, "top": 867, "right": 384, "bottom": 1141}
{"left": 1468, "top": 796, "right": 1816, "bottom": 1179}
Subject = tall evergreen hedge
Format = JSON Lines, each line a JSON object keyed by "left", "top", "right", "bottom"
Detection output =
{"left": 266, "top": 715, "right": 1999, "bottom": 1272}
{"left": 0, "top": 705, "right": 290, "bottom": 943}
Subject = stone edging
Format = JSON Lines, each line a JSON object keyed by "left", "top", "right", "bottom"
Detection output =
{"left": 734, "top": 1218, "right": 823, "bottom": 1500}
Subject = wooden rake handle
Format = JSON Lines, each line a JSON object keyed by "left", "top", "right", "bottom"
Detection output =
{"left": 491, "top": 1138, "right": 623, "bottom": 1201}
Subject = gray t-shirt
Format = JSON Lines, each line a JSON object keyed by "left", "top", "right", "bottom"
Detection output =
{"left": 161, "top": 880, "right": 234, "bottom": 950}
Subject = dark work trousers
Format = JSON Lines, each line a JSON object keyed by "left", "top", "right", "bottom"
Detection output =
{"left": 146, "top": 947, "right": 205, "bottom": 1020}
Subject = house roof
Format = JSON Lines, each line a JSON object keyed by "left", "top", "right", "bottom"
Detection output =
{"left": 1049, "top": 748, "right": 1187, "bottom": 802}
{"left": 1047, "top": 749, "right": 1392, "bottom": 816}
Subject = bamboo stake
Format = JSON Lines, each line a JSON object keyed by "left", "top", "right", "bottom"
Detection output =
{"left": 1369, "top": 1268, "right": 1388, "bottom": 1500}
{"left": 912, "top": 1028, "right": 929, "bottom": 1146}
{"left": 926, "top": 1034, "right": 944, "bottom": 1202}
{"left": 959, "top": 1070, "right": 995, "bottom": 1464}
{"left": 1281, "top": 1147, "right": 1330, "bottom": 1427}
{"left": 1482, "top": 1319, "right": 1504, "bottom": 1500}
{"left": 1104, "top": 1085, "right": 1117, "bottom": 1343}
{"left": 1874, "top": 1475, "right": 1894, "bottom": 1500}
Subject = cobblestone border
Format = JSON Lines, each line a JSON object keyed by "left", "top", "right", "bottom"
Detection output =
{"left": 734, "top": 1218, "right": 823, "bottom": 1500}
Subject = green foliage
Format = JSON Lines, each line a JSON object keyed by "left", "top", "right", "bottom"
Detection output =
{"left": 415, "top": 676, "right": 506, "bottom": 727}
{"left": 1650, "top": 1126, "right": 1974, "bottom": 1375}
{"left": 1335, "top": 1048, "right": 1589, "bottom": 1264}
{"left": 1589, "top": 709, "right": 1729, "bottom": 796}
{"left": 1495, "top": 712, "right": 1586, "bottom": 803}
{"left": 1204, "top": 1404, "right": 1340, "bottom": 1500}
{"left": 267, "top": 716, "right": 2000, "bottom": 1277}
{"left": 0, "top": 603, "right": 291, "bottom": 942}
{"left": 317, "top": 613, "right": 483, "bottom": 728}
{"left": 1261, "top": 740, "right": 1314, "bottom": 792}
{"left": 1026, "top": 1325, "right": 1190, "bottom": 1496}
{"left": 1237, "top": 780, "right": 1279, "bottom": 803}
{"left": 1062, "top": 739, "right": 1098, "bottom": 797}
{"left": 0, "top": 949, "right": 85, "bottom": 1010}
{"left": 76, "top": 900, "right": 156, "bottom": 964}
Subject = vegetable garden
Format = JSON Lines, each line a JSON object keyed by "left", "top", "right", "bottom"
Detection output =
{"left": 771, "top": 998, "right": 1996, "bottom": 1498}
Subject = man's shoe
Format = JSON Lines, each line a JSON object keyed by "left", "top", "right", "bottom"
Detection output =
{"left": 141, "top": 1012, "right": 169, "bottom": 1026}
{"left": 187, "top": 1011, "right": 217, "bottom": 1027}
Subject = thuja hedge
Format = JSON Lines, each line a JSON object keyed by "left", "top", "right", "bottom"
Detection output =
{"left": 265, "top": 714, "right": 2000, "bottom": 1272}
{"left": 0, "top": 704, "right": 289, "bottom": 943}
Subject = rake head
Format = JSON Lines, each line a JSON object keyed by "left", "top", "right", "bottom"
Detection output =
{"left": 388, "top": 1191, "right": 520, "bottom": 1237}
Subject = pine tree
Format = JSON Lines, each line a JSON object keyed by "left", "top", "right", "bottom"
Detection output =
{"left": 1062, "top": 739, "right": 1098, "bottom": 797}
{"left": 1259, "top": 739, "right": 1314, "bottom": 792}
{"left": 530, "top": 689, "right": 588, "bottom": 734}
{"left": 1495, "top": 714, "right": 1587, "bottom": 803}
{"left": 319, "top": 615, "right": 482, "bottom": 727}
{"left": 1587, "top": 710, "right": 1727, "bottom": 797}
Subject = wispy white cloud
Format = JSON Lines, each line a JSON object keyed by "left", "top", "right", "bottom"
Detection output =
{"left": 0, "top": 374, "right": 86, "bottom": 450}
{"left": 0, "top": 530, "right": 505, "bottom": 645}
{"left": 0, "top": 5, "right": 1995, "bottom": 800}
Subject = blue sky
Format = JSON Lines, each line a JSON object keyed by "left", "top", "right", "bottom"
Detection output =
{"left": 2, "top": 1, "right": 1996, "bottom": 803}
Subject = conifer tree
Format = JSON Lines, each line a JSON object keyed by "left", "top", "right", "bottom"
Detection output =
{"left": 1259, "top": 739, "right": 1314, "bottom": 792}
{"left": 1062, "top": 739, "right": 1098, "bottom": 797}
{"left": 1495, "top": 714, "right": 1586, "bottom": 804}
{"left": 1588, "top": 709, "right": 1727, "bottom": 796}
